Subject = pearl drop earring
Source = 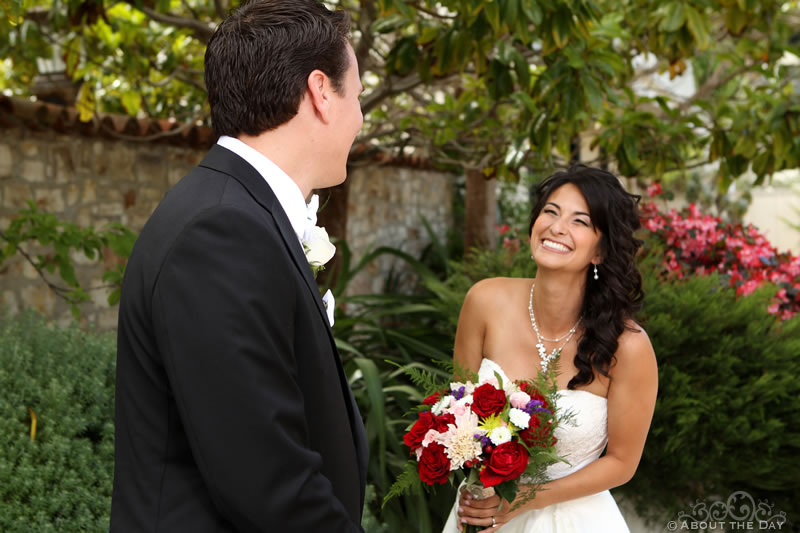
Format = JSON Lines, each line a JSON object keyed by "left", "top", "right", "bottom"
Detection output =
{"left": 593, "top": 264, "right": 599, "bottom": 280}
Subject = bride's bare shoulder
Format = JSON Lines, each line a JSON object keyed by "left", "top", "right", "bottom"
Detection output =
{"left": 464, "top": 277, "right": 531, "bottom": 309}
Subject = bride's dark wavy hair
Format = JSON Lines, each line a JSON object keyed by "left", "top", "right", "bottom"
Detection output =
{"left": 528, "top": 165, "right": 644, "bottom": 389}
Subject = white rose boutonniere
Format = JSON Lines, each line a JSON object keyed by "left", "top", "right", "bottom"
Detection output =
{"left": 302, "top": 225, "right": 336, "bottom": 278}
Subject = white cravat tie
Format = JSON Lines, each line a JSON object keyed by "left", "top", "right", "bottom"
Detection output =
{"left": 304, "top": 194, "right": 319, "bottom": 240}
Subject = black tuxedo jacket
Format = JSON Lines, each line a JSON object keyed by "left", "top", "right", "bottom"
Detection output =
{"left": 110, "top": 145, "right": 368, "bottom": 532}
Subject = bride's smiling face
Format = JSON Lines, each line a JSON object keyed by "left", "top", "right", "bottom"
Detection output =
{"left": 529, "top": 183, "right": 603, "bottom": 274}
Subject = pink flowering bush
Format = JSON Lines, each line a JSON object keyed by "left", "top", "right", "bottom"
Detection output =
{"left": 640, "top": 190, "right": 800, "bottom": 321}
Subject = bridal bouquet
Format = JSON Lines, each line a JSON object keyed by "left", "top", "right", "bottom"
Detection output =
{"left": 385, "top": 363, "right": 567, "bottom": 531}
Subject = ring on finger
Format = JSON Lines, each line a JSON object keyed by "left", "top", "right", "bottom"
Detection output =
{"left": 492, "top": 516, "right": 496, "bottom": 528}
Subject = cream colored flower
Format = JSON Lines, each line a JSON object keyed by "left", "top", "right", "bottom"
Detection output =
{"left": 439, "top": 411, "right": 483, "bottom": 470}
{"left": 509, "top": 408, "right": 531, "bottom": 430}
{"left": 488, "top": 426, "right": 512, "bottom": 446}
{"left": 303, "top": 226, "right": 336, "bottom": 272}
{"left": 431, "top": 394, "right": 452, "bottom": 416}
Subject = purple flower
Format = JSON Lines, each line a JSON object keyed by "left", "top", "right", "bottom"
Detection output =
{"left": 524, "top": 399, "right": 543, "bottom": 414}
{"left": 452, "top": 385, "right": 466, "bottom": 401}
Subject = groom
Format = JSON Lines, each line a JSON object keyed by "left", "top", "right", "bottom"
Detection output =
{"left": 110, "top": 1, "right": 368, "bottom": 531}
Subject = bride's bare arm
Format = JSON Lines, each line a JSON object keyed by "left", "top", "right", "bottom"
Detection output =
{"left": 458, "top": 326, "right": 658, "bottom": 530}
{"left": 453, "top": 279, "right": 495, "bottom": 374}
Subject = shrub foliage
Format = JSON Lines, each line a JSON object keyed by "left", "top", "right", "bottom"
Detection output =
{"left": 619, "top": 261, "right": 800, "bottom": 524}
{"left": 0, "top": 312, "right": 116, "bottom": 532}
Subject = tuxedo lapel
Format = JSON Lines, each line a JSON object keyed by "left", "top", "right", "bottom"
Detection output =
{"left": 199, "top": 146, "right": 330, "bottom": 330}
{"left": 199, "top": 146, "right": 368, "bottom": 499}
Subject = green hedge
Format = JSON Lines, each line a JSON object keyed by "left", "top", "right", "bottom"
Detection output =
{"left": 619, "top": 261, "right": 800, "bottom": 525}
{"left": 0, "top": 312, "right": 115, "bottom": 532}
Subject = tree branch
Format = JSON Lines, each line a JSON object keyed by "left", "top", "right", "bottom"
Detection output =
{"left": 361, "top": 72, "right": 423, "bottom": 114}
{"left": 407, "top": 2, "right": 458, "bottom": 20}
{"left": 361, "top": 70, "right": 465, "bottom": 115}
{"left": 0, "top": 233, "right": 114, "bottom": 305}
{"left": 678, "top": 64, "right": 751, "bottom": 112}
{"left": 213, "top": 0, "right": 228, "bottom": 19}
{"left": 132, "top": 4, "right": 215, "bottom": 43}
{"left": 98, "top": 115, "right": 205, "bottom": 142}
{"left": 353, "top": 1, "right": 378, "bottom": 72}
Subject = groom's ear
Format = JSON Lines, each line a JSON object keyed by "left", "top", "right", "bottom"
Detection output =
{"left": 306, "top": 69, "right": 332, "bottom": 124}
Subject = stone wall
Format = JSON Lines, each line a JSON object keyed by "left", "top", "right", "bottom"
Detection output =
{"left": 0, "top": 125, "right": 206, "bottom": 328}
{"left": 346, "top": 166, "right": 454, "bottom": 294}
{"left": 0, "top": 126, "right": 454, "bottom": 329}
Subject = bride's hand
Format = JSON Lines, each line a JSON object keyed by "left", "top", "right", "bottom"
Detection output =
{"left": 456, "top": 487, "right": 499, "bottom": 530}
{"left": 456, "top": 488, "right": 520, "bottom": 531}
{"left": 457, "top": 486, "right": 548, "bottom": 530}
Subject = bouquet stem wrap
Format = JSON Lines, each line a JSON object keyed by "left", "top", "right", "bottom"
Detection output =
{"left": 465, "top": 470, "right": 496, "bottom": 533}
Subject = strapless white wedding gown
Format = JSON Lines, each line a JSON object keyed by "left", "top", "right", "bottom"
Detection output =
{"left": 441, "top": 358, "right": 630, "bottom": 533}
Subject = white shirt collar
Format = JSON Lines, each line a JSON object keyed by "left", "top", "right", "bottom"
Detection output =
{"left": 217, "top": 135, "right": 307, "bottom": 242}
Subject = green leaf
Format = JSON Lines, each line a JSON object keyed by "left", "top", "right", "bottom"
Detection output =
{"left": 120, "top": 89, "right": 141, "bottom": 116}
{"left": 64, "top": 36, "right": 82, "bottom": 77}
{"left": 552, "top": 8, "right": 571, "bottom": 49}
{"left": 488, "top": 59, "right": 514, "bottom": 99}
{"left": 521, "top": 1, "right": 543, "bottom": 25}
{"left": 389, "top": 37, "right": 420, "bottom": 76}
{"left": 660, "top": 2, "right": 686, "bottom": 32}
{"left": 494, "top": 479, "right": 519, "bottom": 504}
{"left": 353, "top": 357, "right": 388, "bottom": 481}
{"left": 685, "top": 6, "right": 710, "bottom": 49}
{"left": 76, "top": 83, "right": 95, "bottom": 122}
{"left": 724, "top": 4, "right": 748, "bottom": 35}
{"left": 335, "top": 338, "right": 364, "bottom": 356}
{"left": 773, "top": 130, "right": 788, "bottom": 167}
{"left": 513, "top": 91, "right": 537, "bottom": 113}
{"left": 732, "top": 135, "right": 756, "bottom": 159}
{"left": 383, "top": 461, "right": 423, "bottom": 506}
{"left": 107, "top": 288, "right": 121, "bottom": 306}
{"left": 581, "top": 74, "right": 603, "bottom": 113}
{"left": 564, "top": 46, "right": 585, "bottom": 69}
{"left": 372, "top": 13, "right": 409, "bottom": 34}
{"left": 502, "top": 0, "right": 519, "bottom": 25}
{"left": 513, "top": 52, "right": 531, "bottom": 90}
{"left": 417, "top": 26, "right": 438, "bottom": 45}
{"left": 433, "top": 30, "right": 453, "bottom": 74}
{"left": 484, "top": 1, "right": 501, "bottom": 34}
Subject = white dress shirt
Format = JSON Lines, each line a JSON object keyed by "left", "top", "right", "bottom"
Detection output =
{"left": 217, "top": 135, "right": 308, "bottom": 243}
{"left": 216, "top": 136, "right": 335, "bottom": 326}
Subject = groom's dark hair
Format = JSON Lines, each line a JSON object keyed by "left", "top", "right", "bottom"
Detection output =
{"left": 205, "top": 0, "right": 351, "bottom": 138}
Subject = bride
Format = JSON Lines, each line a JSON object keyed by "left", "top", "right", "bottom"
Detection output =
{"left": 442, "top": 165, "right": 658, "bottom": 532}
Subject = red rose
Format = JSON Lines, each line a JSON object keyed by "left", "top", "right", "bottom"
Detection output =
{"left": 519, "top": 416, "right": 556, "bottom": 448}
{"left": 403, "top": 411, "right": 434, "bottom": 450}
{"left": 403, "top": 412, "right": 455, "bottom": 451}
{"left": 418, "top": 442, "right": 451, "bottom": 485}
{"left": 479, "top": 441, "right": 529, "bottom": 488}
{"left": 423, "top": 392, "right": 442, "bottom": 406}
{"left": 435, "top": 413, "right": 455, "bottom": 432}
{"left": 471, "top": 383, "right": 506, "bottom": 418}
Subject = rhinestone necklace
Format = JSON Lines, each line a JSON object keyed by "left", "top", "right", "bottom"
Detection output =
{"left": 528, "top": 282, "right": 581, "bottom": 372}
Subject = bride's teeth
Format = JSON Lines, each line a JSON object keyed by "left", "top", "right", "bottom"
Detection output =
{"left": 543, "top": 240, "right": 569, "bottom": 252}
